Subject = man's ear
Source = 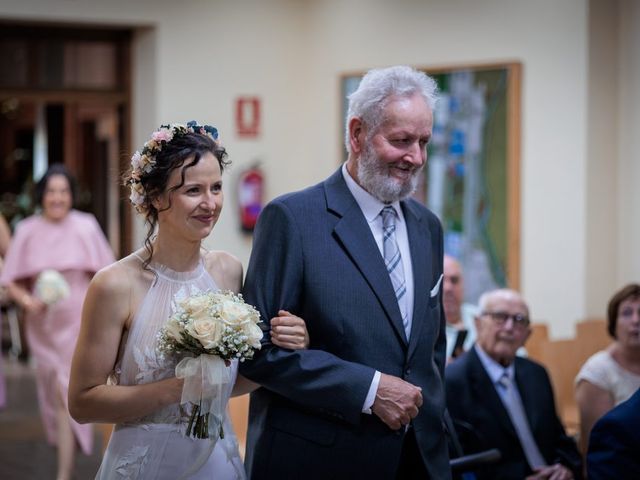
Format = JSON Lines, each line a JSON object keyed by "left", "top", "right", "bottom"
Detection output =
{"left": 348, "top": 117, "right": 365, "bottom": 155}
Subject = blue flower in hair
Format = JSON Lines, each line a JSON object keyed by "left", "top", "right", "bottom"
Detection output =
{"left": 187, "top": 120, "right": 218, "bottom": 140}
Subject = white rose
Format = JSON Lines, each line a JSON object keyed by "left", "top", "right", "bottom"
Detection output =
{"left": 185, "top": 316, "right": 223, "bottom": 349}
{"left": 243, "top": 322, "right": 264, "bottom": 349}
{"left": 179, "top": 295, "right": 210, "bottom": 317}
{"left": 218, "top": 300, "right": 254, "bottom": 327}
{"left": 163, "top": 317, "right": 183, "bottom": 342}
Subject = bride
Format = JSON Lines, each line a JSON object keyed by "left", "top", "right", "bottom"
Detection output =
{"left": 68, "top": 122, "right": 309, "bottom": 479}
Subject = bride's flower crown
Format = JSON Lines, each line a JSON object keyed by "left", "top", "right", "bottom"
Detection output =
{"left": 127, "top": 120, "right": 219, "bottom": 213}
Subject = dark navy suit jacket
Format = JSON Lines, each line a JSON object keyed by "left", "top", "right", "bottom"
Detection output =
{"left": 446, "top": 347, "right": 582, "bottom": 480}
{"left": 587, "top": 387, "right": 640, "bottom": 479}
{"left": 240, "top": 168, "right": 450, "bottom": 479}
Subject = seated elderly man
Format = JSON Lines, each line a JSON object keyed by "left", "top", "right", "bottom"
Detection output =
{"left": 446, "top": 289, "right": 582, "bottom": 479}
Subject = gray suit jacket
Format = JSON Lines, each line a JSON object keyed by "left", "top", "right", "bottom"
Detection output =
{"left": 240, "top": 168, "right": 450, "bottom": 479}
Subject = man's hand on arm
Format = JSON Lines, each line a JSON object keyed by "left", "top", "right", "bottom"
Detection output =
{"left": 371, "top": 373, "right": 423, "bottom": 430}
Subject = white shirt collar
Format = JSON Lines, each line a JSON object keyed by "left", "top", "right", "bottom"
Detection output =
{"left": 474, "top": 344, "right": 515, "bottom": 385}
{"left": 341, "top": 162, "right": 402, "bottom": 223}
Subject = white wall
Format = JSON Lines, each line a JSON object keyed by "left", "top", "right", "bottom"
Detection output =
{"left": 618, "top": 0, "right": 640, "bottom": 285}
{"left": 1, "top": 0, "right": 637, "bottom": 338}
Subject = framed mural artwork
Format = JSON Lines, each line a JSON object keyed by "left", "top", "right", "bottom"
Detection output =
{"left": 340, "top": 63, "right": 522, "bottom": 303}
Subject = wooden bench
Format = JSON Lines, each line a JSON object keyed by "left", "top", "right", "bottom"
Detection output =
{"left": 527, "top": 318, "right": 611, "bottom": 439}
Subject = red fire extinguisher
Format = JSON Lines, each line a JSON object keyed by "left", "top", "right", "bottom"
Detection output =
{"left": 238, "top": 164, "right": 264, "bottom": 232}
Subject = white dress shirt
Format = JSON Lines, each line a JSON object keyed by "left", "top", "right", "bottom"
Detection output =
{"left": 341, "top": 163, "right": 416, "bottom": 413}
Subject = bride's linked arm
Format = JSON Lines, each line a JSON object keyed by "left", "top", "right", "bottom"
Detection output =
{"left": 68, "top": 262, "right": 184, "bottom": 424}
{"left": 233, "top": 310, "right": 310, "bottom": 396}
{"left": 208, "top": 251, "right": 310, "bottom": 397}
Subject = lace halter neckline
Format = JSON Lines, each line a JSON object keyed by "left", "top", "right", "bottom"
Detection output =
{"left": 134, "top": 253, "right": 206, "bottom": 283}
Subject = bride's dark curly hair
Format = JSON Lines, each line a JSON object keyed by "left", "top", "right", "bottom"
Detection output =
{"left": 124, "top": 124, "right": 230, "bottom": 269}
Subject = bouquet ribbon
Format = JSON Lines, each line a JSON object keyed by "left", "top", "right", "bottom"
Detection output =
{"left": 175, "top": 354, "right": 231, "bottom": 478}
{"left": 176, "top": 354, "right": 231, "bottom": 412}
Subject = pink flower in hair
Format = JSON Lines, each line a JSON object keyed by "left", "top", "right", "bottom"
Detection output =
{"left": 127, "top": 121, "right": 219, "bottom": 214}
{"left": 152, "top": 128, "right": 173, "bottom": 143}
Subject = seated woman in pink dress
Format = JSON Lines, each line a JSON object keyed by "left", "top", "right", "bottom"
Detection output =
{"left": 575, "top": 283, "right": 640, "bottom": 456}
{"left": 0, "top": 164, "right": 115, "bottom": 480}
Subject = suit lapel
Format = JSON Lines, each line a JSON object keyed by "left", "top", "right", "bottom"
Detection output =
{"left": 324, "top": 169, "right": 408, "bottom": 345}
{"left": 404, "top": 201, "right": 431, "bottom": 359}
{"left": 468, "top": 349, "right": 519, "bottom": 440}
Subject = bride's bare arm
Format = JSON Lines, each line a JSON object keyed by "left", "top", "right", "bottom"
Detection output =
{"left": 68, "top": 263, "right": 183, "bottom": 424}
{"left": 231, "top": 311, "right": 310, "bottom": 396}
{"left": 231, "top": 374, "right": 259, "bottom": 397}
{"left": 204, "top": 252, "right": 310, "bottom": 396}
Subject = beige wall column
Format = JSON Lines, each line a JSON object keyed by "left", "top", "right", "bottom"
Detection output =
{"left": 618, "top": 0, "right": 640, "bottom": 284}
{"left": 585, "top": 0, "right": 620, "bottom": 318}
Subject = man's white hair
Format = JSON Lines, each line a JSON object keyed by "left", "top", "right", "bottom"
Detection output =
{"left": 344, "top": 65, "right": 439, "bottom": 154}
{"left": 477, "top": 288, "right": 530, "bottom": 318}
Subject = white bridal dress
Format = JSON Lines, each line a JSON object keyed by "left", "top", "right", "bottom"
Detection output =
{"left": 96, "top": 258, "right": 245, "bottom": 479}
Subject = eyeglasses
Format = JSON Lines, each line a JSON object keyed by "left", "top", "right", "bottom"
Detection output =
{"left": 481, "top": 311, "right": 530, "bottom": 328}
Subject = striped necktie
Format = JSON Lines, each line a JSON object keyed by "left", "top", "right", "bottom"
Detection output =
{"left": 381, "top": 206, "right": 409, "bottom": 338}
{"left": 498, "top": 372, "right": 547, "bottom": 470}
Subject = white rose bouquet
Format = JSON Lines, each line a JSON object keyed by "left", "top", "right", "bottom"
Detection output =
{"left": 158, "top": 290, "right": 263, "bottom": 439}
{"left": 34, "top": 269, "right": 70, "bottom": 305}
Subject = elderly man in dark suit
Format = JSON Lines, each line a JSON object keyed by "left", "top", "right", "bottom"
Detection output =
{"left": 446, "top": 289, "right": 582, "bottom": 480}
{"left": 587, "top": 387, "right": 640, "bottom": 479}
{"left": 240, "top": 65, "right": 450, "bottom": 479}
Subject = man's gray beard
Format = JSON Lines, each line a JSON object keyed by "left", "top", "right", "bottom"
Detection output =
{"left": 357, "top": 144, "right": 422, "bottom": 203}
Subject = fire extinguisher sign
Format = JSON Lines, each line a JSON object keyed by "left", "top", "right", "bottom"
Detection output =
{"left": 238, "top": 165, "right": 264, "bottom": 232}
{"left": 236, "top": 97, "right": 261, "bottom": 138}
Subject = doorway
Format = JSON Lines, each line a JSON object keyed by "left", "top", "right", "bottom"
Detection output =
{"left": 0, "top": 23, "right": 133, "bottom": 256}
